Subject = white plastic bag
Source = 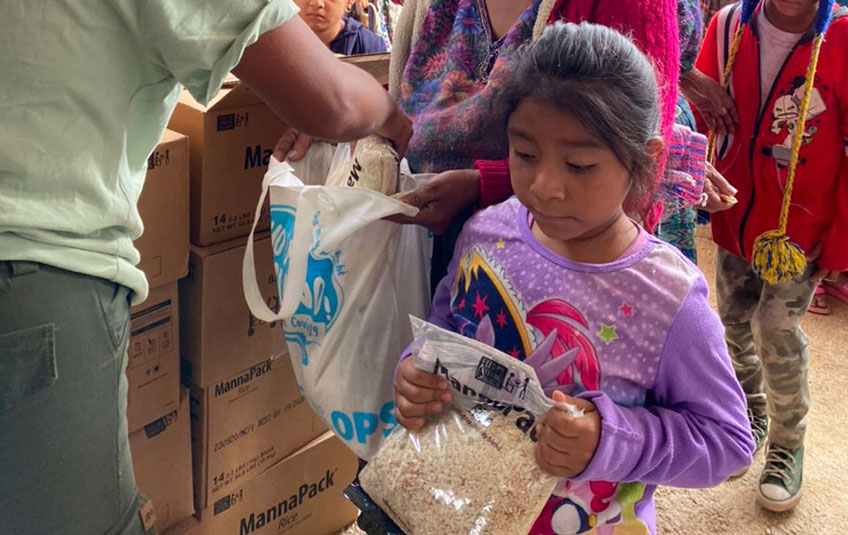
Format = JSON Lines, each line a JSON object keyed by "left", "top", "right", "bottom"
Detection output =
{"left": 242, "top": 142, "right": 432, "bottom": 460}
{"left": 360, "top": 317, "right": 572, "bottom": 535}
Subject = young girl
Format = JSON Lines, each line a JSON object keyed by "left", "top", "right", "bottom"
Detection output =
{"left": 394, "top": 22, "right": 754, "bottom": 535}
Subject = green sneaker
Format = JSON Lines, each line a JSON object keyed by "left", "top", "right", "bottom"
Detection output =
{"left": 730, "top": 408, "right": 768, "bottom": 479}
{"left": 757, "top": 443, "right": 804, "bottom": 512}
{"left": 749, "top": 408, "right": 769, "bottom": 453}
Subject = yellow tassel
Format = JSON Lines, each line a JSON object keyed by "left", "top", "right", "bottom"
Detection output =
{"left": 751, "top": 231, "right": 807, "bottom": 284}
{"left": 750, "top": 34, "right": 824, "bottom": 284}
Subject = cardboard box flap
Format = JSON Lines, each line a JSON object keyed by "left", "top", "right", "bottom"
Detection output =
{"left": 176, "top": 76, "right": 267, "bottom": 112}
{"left": 286, "top": 427, "right": 339, "bottom": 461}
{"left": 340, "top": 52, "right": 391, "bottom": 85}
{"left": 157, "top": 128, "right": 185, "bottom": 144}
{"left": 163, "top": 517, "right": 200, "bottom": 535}
{"left": 188, "top": 231, "right": 269, "bottom": 259}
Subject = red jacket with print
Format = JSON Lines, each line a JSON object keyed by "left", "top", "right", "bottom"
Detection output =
{"left": 694, "top": 4, "right": 848, "bottom": 271}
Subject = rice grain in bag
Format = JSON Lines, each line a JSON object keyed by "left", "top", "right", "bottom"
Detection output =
{"left": 360, "top": 317, "right": 579, "bottom": 535}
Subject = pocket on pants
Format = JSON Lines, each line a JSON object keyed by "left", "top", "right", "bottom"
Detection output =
{"left": 93, "top": 280, "right": 131, "bottom": 353}
{"left": 0, "top": 323, "right": 58, "bottom": 414}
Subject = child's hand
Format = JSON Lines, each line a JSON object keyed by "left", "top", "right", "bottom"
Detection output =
{"left": 534, "top": 391, "right": 601, "bottom": 478}
{"left": 680, "top": 68, "right": 738, "bottom": 136}
{"left": 700, "top": 162, "right": 738, "bottom": 213}
{"left": 806, "top": 243, "right": 838, "bottom": 282}
{"left": 393, "top": 357, "right": 452, "bottom": 431}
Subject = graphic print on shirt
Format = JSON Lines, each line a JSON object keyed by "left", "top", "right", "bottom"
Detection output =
{"left": 532, "top": 480, "right": 651, "bottom": 535}
{"left": 450, "top": 246, "right": 650, "bottom": 534}
{"left": 533, "top": 480, "right": 634, "bottom": 535}
{"left": 452, "top": 247, "right": 600, "bottom": 395}
{"left": 765, "top": 76, "right": 827, "bottom": 168}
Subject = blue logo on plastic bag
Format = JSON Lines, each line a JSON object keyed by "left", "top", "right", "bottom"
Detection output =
{"left": 270, "top": 205, "right": 296, "bottom": 281}
{"left": 270, "top": 204, "right": 344, "bottom": 366}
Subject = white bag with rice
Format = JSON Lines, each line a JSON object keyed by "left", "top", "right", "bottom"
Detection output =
{"left": 242, "top": 139, "right": 432, "bottom": 460}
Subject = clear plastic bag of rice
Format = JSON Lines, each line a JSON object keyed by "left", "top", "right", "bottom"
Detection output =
{"left": 360, "top": 317, "right": 582, "bottom": 535}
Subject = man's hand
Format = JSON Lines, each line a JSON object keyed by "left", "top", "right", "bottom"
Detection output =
{"left": 376, "top": 105, "right": 412, "bottom": 157}
{"left": 389, "top": 169, "right": 481, "bottom": 234}
{"left": 534, "top": 391, "right": 601, "bottom": 478}
{"left": 273, "top": 129, "right": 314, "bottom": 162}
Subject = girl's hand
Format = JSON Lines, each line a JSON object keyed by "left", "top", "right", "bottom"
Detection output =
{"left": 534, "top": 391, "right": 601, "bottom": 478}
{"left": 680, "top": 68, "right": 739, "bottom": 137}
{"left": 393, "top": 358, "right": 452, "bottom": 431}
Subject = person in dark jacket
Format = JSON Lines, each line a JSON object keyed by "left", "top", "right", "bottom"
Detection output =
{"left": 295, "top": 0, "right": 387, "bottom": 55}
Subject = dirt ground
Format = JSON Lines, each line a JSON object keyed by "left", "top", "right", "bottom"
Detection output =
{"left": 655, "top": 229, "right": 848, "bottom": 534}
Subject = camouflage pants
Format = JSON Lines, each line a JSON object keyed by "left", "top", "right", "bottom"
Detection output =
{"left": 716, "top": 248, "right": 816, "bottom": 449}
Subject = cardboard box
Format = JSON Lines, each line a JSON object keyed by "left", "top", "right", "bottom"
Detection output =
{"left": 128, "top": 282, "right": 181, "bottom": 432}
{"left": 179, "top": 233, "right": 284, "bottom": 387}
{"left": 168, "top": 81, "right": 287, "bottom": 246}
{"left": 340, "top": 53, "right": 391, "bottom": 85}
{"left": 199, "top": 432, "right": 358, "bottom": 535}
{"left": 163, "top": 517, "right": 201, "bottom": 535}
{"left": 136, "top": 129, "right": 190, "bottom": 288}
{"left": 190, "top": 357, "right": 326, "bottom": 514}
{"left": 130, "top": 388, "right": 194, "bottom": 533}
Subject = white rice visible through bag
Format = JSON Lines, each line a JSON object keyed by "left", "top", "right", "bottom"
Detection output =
{"left": 359, "top": 318, "right": 573, "bottom": 535}
{"left": 360, "top": 406, "right": 555, "bottom": 535}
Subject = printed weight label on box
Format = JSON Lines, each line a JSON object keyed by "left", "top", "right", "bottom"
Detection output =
{"left": 210, "top": 210, "right": 268, "bottom": 237}
{"left": 130, "top": 299, "right": 174, "bottom": 369}
{"left": 211, "top": 446, "right": 277, "bottom": 496}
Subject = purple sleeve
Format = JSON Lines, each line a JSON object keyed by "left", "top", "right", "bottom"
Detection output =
{"left": 575, "top": 276, "right": 755, "bottom": 487}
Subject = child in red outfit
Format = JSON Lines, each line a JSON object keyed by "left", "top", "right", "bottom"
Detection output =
{"left": 694, "top": 0, "right": 848, "bottom": 513}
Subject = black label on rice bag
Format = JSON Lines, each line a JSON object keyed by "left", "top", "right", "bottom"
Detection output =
{"left": 474, "top": 356, "right": 508, "bottom": 389}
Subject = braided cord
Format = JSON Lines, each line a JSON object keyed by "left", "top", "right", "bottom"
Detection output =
{"left": 707, "top": 23, "right": 747, "bottom": 163}
{"left": 778, "top": 33, "right": 825, "bottom": 234}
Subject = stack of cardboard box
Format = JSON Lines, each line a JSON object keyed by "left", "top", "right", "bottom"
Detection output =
{"left": 167, "top": 82, "right": 359, "bottom": 535}
{"left": 131, "top": 53, "right": 392, "bottom": 534}
{"left": 129, "top": 129, "right": 195, "bottom": 533}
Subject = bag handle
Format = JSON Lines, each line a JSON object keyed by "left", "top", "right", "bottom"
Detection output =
{"left": 242, "top": 160, "right": 312, "bottom": 322}
{"left": 243, "top": 153, "right": 422, "bottom": 323}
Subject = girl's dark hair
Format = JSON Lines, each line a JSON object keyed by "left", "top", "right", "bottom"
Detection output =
{"left": 498, "top": 22, "right": 661, "bottom": 212}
